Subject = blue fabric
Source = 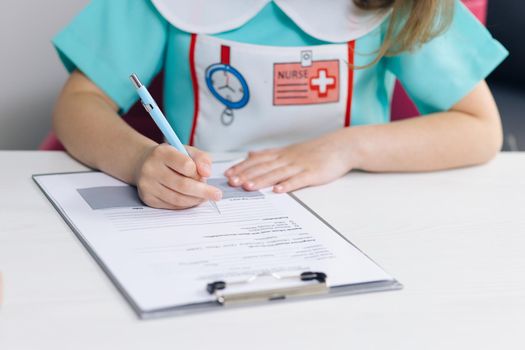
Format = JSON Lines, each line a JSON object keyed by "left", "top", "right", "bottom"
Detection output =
{"left": 385, "top": 1, "right": 509, "bottom": 115}
{"left": 53, "top": 0, "right": 168, "bottom": 114}
{"left": 53, "top": 0, "right": 508, "bottom": 145}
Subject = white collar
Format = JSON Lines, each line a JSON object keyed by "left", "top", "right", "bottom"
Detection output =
{"left": 150, "top": 0, "right": 391, "bottom": 43}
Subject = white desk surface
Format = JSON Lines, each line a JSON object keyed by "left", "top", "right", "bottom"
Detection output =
{"left": 0, "top": 151, "right": 524, "bottom": 349}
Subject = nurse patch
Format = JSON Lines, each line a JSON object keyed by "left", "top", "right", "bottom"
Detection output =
{"left": 273, "top": 51, "right": 340, "bottom": 106}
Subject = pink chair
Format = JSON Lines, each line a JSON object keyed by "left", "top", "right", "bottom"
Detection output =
{"left": 391, "top": 0, "right": 488, "bottom": 121}
{"left": 40, "top": 0, "right": 489, "bottom": 150}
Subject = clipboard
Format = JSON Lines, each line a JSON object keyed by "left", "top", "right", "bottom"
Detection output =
{"left": 33, "top": 169, "right": 402, "bottom": 319}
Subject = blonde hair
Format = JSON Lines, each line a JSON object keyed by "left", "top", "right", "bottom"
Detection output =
{"left": 354, "top": 0, "right": 455, "bottom": 65}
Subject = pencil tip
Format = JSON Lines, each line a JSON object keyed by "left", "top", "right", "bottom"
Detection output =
{"left": 210, "top": 201, "right": 221, "bottom": 215}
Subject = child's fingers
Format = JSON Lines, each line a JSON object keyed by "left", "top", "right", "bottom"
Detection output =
{"left": 149, "top": 194, "right": 200, "bottom": 210}
{"left": 138, "top": 186, "right": 185, "bottom": 210}
{"left": 138, "top": 194, "right": 170, "bottom": 210}
{"left": 156, "top": 185, "right": 204, "bottom": 208}
{"left": 138, "top": 144, "right": 221, "bottom": 209}
{"left": 167, "top": 174, "right": 222, "bottom": 201}
{"left": 225, "top": 152, "right": 279, "bottom": 177}
{"left": 186, "top": 146, "right": 212, "bottom": 178}
{"left": 242, "top": 165, "right": 303, "bottom": 191}
{"left": 154, "top": 143, "right": 198, "bottom": 178}
{"left": 139, "top": 178, "right": 207, "bottom": 209}
{"left": 273, "top": 171, "right": 315, "bottom": 193}
{"left": 227, "top": 159, "right": 281, "bottom": 187}
{"left": 229, "top": 159, "right": 288, "bottom": 186}
{"left": 157, "top": 167, "right": 222, "bottom": 201}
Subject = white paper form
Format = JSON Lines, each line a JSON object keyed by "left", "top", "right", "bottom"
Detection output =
{"left": 34, "top": 161, "right": 397, "bottom": 315}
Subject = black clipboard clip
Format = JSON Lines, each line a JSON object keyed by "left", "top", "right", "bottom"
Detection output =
{"left": 206, "top": 271, "right": 328, "bottom": 305}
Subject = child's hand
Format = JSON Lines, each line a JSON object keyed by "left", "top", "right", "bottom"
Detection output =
{"left": 225, "top": 131, "right": 357, "bottom": 193}
{"left": 135, "top": 144, "right": 222, "bottom": 210}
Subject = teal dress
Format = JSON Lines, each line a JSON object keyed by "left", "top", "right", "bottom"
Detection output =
{"left": 53, "top": 0, "right": 508, "bottom": 147}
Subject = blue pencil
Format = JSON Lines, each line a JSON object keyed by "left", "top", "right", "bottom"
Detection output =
{"left": 130, "top": 73, "right": 221, "bottom": 214}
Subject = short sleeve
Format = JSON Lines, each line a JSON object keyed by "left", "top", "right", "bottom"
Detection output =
{"left": 53, "top": 0, "right": 168, "bottom": 113}
{"left": 385, "top": 1, "right": 509, "bottom": 115}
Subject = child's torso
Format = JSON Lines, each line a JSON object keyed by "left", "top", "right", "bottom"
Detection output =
{"left": 161, "top": 2, "right": 394, "bottom": 151}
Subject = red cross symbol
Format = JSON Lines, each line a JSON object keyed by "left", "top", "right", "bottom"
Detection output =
{"left": 310, "top": 69, "right": 336, "bottom": 97}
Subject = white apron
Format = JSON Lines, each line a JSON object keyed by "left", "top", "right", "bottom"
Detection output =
{"left": 151, "top": 0, "right": 390, "bottom": 151}
{"left": 189, "top": 35, "right": 355, "bottom": 151}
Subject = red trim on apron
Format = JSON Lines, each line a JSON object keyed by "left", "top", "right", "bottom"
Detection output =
{"left": 221, "top": 45, "right": 231, "bottom": 65}
{"left": 344, "top": 41, "right": 355, "bottom": 128}
{"left": 189, "top": 34, "right": 200, "bottom": 146}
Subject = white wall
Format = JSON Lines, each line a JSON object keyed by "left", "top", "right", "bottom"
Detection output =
{"left": 0, "top": 0, "right": 89, "bottom": 150}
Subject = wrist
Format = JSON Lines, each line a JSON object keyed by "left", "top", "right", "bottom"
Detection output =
{"left": 334, "top": 127, "right": 366, "bottom": 171}
{"left": 131, "top": 141, "right": 158, "bottom": 185}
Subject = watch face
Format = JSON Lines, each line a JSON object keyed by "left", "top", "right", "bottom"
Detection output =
{"left": 206, "top": 64, "right": 250, "bottom": 109}
{"left": 210, "top": 69, "right": 244, "bottom": 103}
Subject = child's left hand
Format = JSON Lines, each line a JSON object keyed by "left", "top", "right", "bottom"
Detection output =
{"left": 225, "top": 130, "right": 357, "bottom": 193}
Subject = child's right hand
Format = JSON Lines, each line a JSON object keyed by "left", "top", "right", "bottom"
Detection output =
{"left": 134, "top": 144, "right": 223, "bottom": 210}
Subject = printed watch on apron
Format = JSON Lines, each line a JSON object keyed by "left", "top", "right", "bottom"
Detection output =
{"left": 151, "top": 0, "right": 390, "bottom": 152}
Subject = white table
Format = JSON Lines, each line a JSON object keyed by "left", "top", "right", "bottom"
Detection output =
{"left": 1, "top": 151, "right": 524, "bottom": 349}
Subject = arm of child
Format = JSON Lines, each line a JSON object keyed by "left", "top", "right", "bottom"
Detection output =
{"left": 225, "top": 80, "right": 502, "bottom": 193}
{"left": 53, "top": 70, "right": 222, "bottom": 209}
